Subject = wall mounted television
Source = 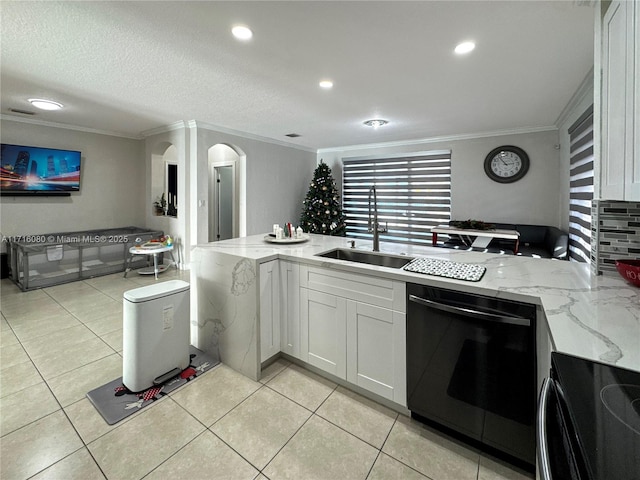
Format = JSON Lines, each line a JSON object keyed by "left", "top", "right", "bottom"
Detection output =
{"left": 0, "top": 143, "right": 82, "bottom": 196}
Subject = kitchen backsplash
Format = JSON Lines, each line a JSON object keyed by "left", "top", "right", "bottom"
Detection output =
{"left": 591, "top": 200, "right": 640, "bottom": 275}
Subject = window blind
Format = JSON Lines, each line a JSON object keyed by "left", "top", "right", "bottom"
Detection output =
{"left": 342, "top": 151, "right": 451, "bottom": 246}
{"left": 568, "top": 105, "right": 594, "bottom": 263}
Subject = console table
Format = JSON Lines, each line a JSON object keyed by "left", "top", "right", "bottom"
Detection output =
{"left": 431, "top": 225, "right": 520, "bottom": 253}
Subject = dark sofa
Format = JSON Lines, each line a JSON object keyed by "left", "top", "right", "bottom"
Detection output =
{"left": 443, "top": 222, "right": 569, "bottom": 259}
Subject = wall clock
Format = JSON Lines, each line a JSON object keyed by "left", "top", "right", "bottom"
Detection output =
{"left": 483, "top": 145, "right": 530, "bottom": 183}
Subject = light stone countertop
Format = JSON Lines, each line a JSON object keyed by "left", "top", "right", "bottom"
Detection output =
{"left": 193, "top": 233, "right": 640, "bottom": 373}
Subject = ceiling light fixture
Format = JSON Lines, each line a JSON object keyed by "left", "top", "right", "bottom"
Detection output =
{"left": 319, "top": 80, "right": 333, "bottom": 89}
{"left": 28, "top": 99, "right": 63, "bottom": 111}
{"left": 454, "top": 41, "right": 475, "bottom": 55}
{"left": 232, "top": 25, "right": 253, "bottom": 41}
{"left": 363, "top": 119, "right": 389, "bottom": 128}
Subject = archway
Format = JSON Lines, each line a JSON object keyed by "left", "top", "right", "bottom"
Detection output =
{"left": 207, "top": 144, "right": 244, "bottom": 241}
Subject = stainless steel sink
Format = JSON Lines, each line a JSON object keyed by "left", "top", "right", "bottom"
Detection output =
{"left": 316, "top": 248, "right": 413, "bottom": 269}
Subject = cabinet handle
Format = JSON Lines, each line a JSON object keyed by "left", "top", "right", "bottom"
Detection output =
{"left": 408, "top": 294, "right": 531, "bottom": 327}
{"left": 536, "top": 377, "right": 554, "bottom": 480}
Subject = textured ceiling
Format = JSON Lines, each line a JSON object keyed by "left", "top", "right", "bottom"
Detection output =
{"left": 0, "top": 1, "right": 594, "bottom": 150}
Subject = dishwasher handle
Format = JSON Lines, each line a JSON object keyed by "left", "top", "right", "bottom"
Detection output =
{"left": 408, "top": 294, "right": 531, "bottom": 327}
{"left": 537, "top": 377, "right": 554, "bottom": 480}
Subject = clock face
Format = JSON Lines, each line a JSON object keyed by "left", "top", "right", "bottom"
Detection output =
{"left": 484, "top": 146, "right": 529, "bottom": 183}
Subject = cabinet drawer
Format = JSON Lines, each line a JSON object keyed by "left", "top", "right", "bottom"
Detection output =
{"left": 300, "top": 264, "right": 405, "bottom": 312}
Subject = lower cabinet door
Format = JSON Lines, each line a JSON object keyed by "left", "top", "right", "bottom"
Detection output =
{"left": 260, "top": 261, "right": 280, "bottom": 363}
{"left": 346, "top": 300, "right": 406, "bottom": 406}
{"left": 280, "top": 261, "right": 300, "bottom": 359}
{"left": 300, "top": 287, "right": 347, "bottom": 379}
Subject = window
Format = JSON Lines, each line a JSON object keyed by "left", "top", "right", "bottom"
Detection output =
{"left": 568, "top": 105, "right": 594, "bottom": 263}
{"left": 342, "top": 151, "right": 451, "bottom": 246}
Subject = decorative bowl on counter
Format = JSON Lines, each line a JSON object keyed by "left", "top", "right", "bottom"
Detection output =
{"left": 615, "top": 259, "right": 640, "bottom": 287}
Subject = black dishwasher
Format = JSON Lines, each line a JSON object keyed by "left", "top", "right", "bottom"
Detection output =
{"left": 407, "top": 283, "right": 536, "bottom": 468}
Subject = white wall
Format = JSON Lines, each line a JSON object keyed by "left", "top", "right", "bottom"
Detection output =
{"left": 0, "top": 119, "right": 145, "bottom": 241}
{"left": 320, "top": 129, "right": 563, "bottom": 228}
{"left": 192, "top": 123, "right": 317, "bottom": 244}
{"left": 144, "top": 125, "right": 189, "bottom": 267}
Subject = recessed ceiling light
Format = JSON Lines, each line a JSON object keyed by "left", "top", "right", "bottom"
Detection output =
{"left": 363, "top": 119, "right": 389, "bottom": 128}
{"left": 319, "top": 80, "right": 333, "bottom": 89}
{"left": 28, "top": 99, "right": 63, "bottom": 111}
{"left": 454, "top": 41, "right": 475, "bottom": 55}
{"left": 232, "top": 25, "right": 253, "bottom": 41}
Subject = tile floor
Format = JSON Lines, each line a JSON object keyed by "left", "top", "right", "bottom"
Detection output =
{"left": 0, "top": 270, "right": 534, "bottom": 480}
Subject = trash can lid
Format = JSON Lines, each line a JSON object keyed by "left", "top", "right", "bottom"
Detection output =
{"left": 123, "top": 280, "right": 190, "bottom": 303}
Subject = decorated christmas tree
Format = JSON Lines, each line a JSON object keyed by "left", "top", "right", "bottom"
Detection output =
{"left": 300, "top": 161, "right": 347, "bottom": 236}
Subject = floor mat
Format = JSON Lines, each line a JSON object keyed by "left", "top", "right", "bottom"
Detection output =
{"left": 87, "top": 345, "right": 219, "bottom": 425}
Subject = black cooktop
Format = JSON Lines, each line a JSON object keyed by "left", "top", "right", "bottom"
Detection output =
{"left": 552, "top": 352, "right": 640, "bottom": 480}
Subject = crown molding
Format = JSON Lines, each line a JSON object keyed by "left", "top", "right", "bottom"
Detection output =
{"left": 318, "top": 125, "right": 558, "bottom": 154}
{"left": 140, "top": 121, "right": 190, "bottom": 137}
{"left": 554, "top": 67, "right": 594, "bottom": 128}
{"left": 0, "top": 114, "right": 143, "bottom": 140}
{"left": 189, "top": 120, "right": 317, "bottom": 153}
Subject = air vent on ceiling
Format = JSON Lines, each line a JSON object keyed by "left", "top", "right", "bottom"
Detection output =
{"left": 285, "top": 133, "right": 301, "bottom": 138}
{"left": 9, "top": 108, "right": 36, "bottom": 116}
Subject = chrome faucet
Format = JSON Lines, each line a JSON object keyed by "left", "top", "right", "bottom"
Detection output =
{"left": 368, "top": 185, "right": 387, "bottom": 252}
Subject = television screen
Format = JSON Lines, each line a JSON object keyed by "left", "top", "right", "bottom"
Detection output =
{"left": 0, "top": 144, "right": 82, "bottom": 194}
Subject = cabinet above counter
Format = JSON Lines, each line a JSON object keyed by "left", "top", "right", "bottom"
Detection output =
{"left": 191, "top": 233, "right": 640, "bottom": 376}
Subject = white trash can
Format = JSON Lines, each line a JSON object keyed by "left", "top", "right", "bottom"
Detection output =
{"left": 122, "top": 280, "right": 190, "bottom": 392}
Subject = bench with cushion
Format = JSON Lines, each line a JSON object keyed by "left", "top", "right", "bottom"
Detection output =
{"left": 443, "top": 221, "right": 569, "bottom": 259}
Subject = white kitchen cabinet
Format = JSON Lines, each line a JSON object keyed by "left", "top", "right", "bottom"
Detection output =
{"left": 600, "top": 0, "right": 640, "bottom": 200}
{"left": 346, "top": 300, "right": 407, "bottom": 405}
{"left": 259, "top": 260, "right": 280, "bottom": 363}
{"left": 279, "top": 260, "right": 300, "bottom": 359}
{"left": 300, "top": 287, "right": 347, "bottom": 378}
{"left": 299, "top": 265, "right": 406, "bottom": 405}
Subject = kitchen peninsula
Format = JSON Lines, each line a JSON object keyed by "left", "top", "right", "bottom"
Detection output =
{"left": 190, "top": 234, "right": 640, "bottom": 394}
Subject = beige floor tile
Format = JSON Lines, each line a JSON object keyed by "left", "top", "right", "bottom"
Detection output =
{"left": 263, "top": 414, "right": 378, "bottom": 480}
{"left": 171, "top": 364, "right": 261, "bottom": 426}
{"left": 83, "top": 310, "right": 123, "bottom": 336}
{"left": 22, "top": 324, "right": 97, "bottom": 359}
{"left": 47, "top": 353, "right": 122, "bottom": 407}
{"left": 3, "top": 302, "right": 68, "bottom": 326}
{"left": 0, "top": 359, "right": 43, "bottom": 398}
{"left": 31, "top": 336, "right": 115, "bottom": 380}
{"left": 382, "top": 415, "right": 480, "bottom": 480}
{"left": 146, "top": 431, "right": 259, "bottom": 480}
{"left": 10, "top": 311, "right": 82, "bottom": 342}
{"left": 63, "top": 296, "right": 120, "bottom": 323}
{"left": 87, "top": 278, "right": 140, "bottom": 301}
{"left": 31, "top": 447, "right": 106, "bottom": 480}
{"left": 0, "top": 410, "right": 83, "bottom": 479}
{"left": 478, "top": 455, "right": 534, "bottom": 480}
{"left": 88, "top": 399, "right": 205, "bottom": 480}
{"left": 0, "top": 382, "right": 60, "bottom": 436}
{"left": 0, "top": 328, "right": 19, "bottom": 347}
{"left": 259, "top": 357, "right": 290, "bottom": 384}
{"left": 0, "top": 293, "right": 55, "bottom": 316}
{"left": 65, "top": 398, "right": 136, "bottom": 444}
{"left": 316, "top": 386, "right": 397, "bottom": 449}
{"left": 0, "top": 279, "right": 31, "bottom": 298}
{"left": 368, "top": 453, "right": 429, "bottom": 480}
{"left": 1, "top": 313, "right": 10, "bottom": 331}
{"left": 43, "top": 281, "right": 96, "bottom": 300}
{"left": 100, "top": 329, "right": 123, "bottom": 352}
{"left": 211, "top": 386, "right": 311, "bottom": 470}
{"left": 266, "top": 363, "right": 336, "bottom": 411}
{"left": 0, "top": 342, "right": 30, "bottom": 369}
